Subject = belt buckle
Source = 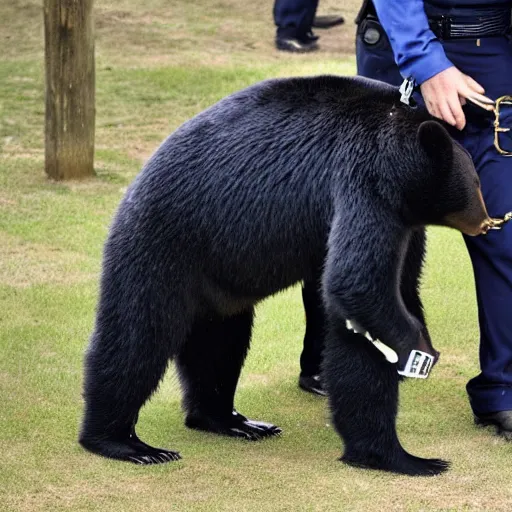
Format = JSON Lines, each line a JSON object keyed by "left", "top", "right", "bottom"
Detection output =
{"left": 436, "top": 15, "right": 451, "bottom": 39}
{"left": 494, "top": 95, "right": 512, "bottom": 156}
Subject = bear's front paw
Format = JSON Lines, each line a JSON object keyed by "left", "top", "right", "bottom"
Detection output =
{"left": 80, "top": 431, "right": 181, "bottom": 465}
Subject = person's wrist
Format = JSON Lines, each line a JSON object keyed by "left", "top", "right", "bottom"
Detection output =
{"left": 400, "top": 43, "right": 453, "bottom": 86}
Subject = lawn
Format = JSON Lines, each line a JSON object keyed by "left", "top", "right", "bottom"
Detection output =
{"left": 1, "top": 1, "right": 512, "bottom": 511}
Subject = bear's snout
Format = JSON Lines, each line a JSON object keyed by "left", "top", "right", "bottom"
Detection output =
{"left": 443, "top": 187, "right": 492, "bottom": 236}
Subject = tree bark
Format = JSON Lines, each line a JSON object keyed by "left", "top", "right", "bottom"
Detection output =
{"left": 44, "top": 0, "right": 95, "bottom": 180}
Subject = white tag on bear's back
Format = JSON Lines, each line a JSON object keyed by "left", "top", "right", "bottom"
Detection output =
{"left": 399, "top": 77, "right": 415, "bottom": 106}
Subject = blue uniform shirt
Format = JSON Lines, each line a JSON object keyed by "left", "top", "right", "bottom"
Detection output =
{"left": 372, "top": 0, "right": 510, "bottom": 84}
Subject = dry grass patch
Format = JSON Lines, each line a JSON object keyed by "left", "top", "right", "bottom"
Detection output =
{"left": 0, "top": 232, "right": 96, "bottom": 287}
{"left": 94, "top": 0, "right": 360, "bottom": 68}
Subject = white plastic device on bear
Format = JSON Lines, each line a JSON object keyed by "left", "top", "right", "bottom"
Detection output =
{"left": 345, "top": 319, "right": 434, "bottom": 379}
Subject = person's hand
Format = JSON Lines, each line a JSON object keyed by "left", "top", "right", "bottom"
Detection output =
{"left": 419, "top": 66, "right": 491, "bottom": 130}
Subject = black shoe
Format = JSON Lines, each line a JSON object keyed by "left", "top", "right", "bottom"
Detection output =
{"left": 474, "top": 410, "right": 512, "bottom": 440}
{"left": 312, "top": 15, "right": 345, "bottom": 29}
{"left": 299, "top": 374, "right": 326, "bottom": 396}
{"left": 275, "top": 37, "right": 319, "bottom": 53}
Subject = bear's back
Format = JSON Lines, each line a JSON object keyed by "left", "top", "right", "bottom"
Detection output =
{"left": 194, "top": 75, "right": 402, "bottom": 135}
{"left": 116, "top": 76, "right": 430, "bottom": 293}
{"left": 249, "top": 75, "right": 399, "bottom": 109}
{"left": 140, "top": 75, "right": 406, "bottom": 196}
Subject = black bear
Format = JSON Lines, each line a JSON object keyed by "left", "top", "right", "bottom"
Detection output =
{"left": 80, "top": 75, "right": 493, "bottom": 475}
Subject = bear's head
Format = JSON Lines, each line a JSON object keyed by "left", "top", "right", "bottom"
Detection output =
{"left": 409, "top": 120, "right": 492, "bottom": 236}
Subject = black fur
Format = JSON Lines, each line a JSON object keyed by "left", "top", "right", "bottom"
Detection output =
{"left": 80, "top": 75, "right": 483, "bottom": 475}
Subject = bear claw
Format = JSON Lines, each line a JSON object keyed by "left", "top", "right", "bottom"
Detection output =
{"left": 128, "top": 451, "right": 181, "bottom": 465}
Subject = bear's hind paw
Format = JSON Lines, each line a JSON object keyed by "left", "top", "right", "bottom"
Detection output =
{"left": 341, "top": 450, "right": 450, "bottom": 476}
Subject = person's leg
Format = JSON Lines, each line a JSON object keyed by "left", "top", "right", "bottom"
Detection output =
{"left": 462, "top": 117, "right": 512, "bottom": 411}
{"left": 463, "top": 131, "right": 512, "bottom": 434}
{"left": 273, "top": 0, "right": 319, "bottom": 52}
{"left": 305, "top": 0, "right": 319, "bottom": 34}
{"left": 274, "top": 0, "right": 317, "bottom": 38}
{"left": 443, "top": 37, "right": 512, "bottom": 434}
{"left": 299, "top": 279, "right": 326, "bottom": 396}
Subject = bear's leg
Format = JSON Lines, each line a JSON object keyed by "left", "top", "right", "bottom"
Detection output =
{"left": 79, "top": 298, "right": 186, "bottom": 465}
{"left": 399, "top": 229, "right": 439, "bottom": 363}
{"left": 400, "top": 229, "right": 427, "bottom": 329}
{"left": 323, "top": 323, "right": 449, "bottom": 476}
{"left": 177, "top": 309, "right": 282, "bottom": 440}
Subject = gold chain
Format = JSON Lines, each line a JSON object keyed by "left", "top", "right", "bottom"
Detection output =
{"left": 488, "top": 211, "right": 512, "bottom": 230}
{"left": 493, "top": 96, "right": 512, "bottom": 156}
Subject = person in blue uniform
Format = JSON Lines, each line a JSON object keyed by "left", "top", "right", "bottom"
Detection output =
{"left": 356, "top": 0, "right": 512, "bottom": 436}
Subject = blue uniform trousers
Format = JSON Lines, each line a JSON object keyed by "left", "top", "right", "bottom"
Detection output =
{"left": 273, "top": 0, "right": 319, "bottom": 39}
{"left": 356, "top": 29, "right": 512, "bottom": 414}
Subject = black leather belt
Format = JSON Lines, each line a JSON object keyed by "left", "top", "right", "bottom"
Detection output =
{"left": 428, "top": 8, "right": 512, "bottom": 40}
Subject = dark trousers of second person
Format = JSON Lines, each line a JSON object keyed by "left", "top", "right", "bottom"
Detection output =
{"left": 273, "top": 0, "right": 319, "bottom": 40}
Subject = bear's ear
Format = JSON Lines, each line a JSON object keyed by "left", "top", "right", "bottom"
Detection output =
{"left": 416, "top": 120, "right": 453, "bottom": 162}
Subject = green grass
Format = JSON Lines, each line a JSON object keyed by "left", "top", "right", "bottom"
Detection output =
{"left": 2, "top": 0, "right": 512, "bottom": 511}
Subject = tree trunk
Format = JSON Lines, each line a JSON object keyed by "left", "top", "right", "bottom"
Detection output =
{"left": 44, "top": 0, "right": 95, "bottom": 180}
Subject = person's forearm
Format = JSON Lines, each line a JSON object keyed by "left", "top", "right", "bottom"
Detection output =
{"left": 372, "top": 0, "right": 453, "bottom": 84}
